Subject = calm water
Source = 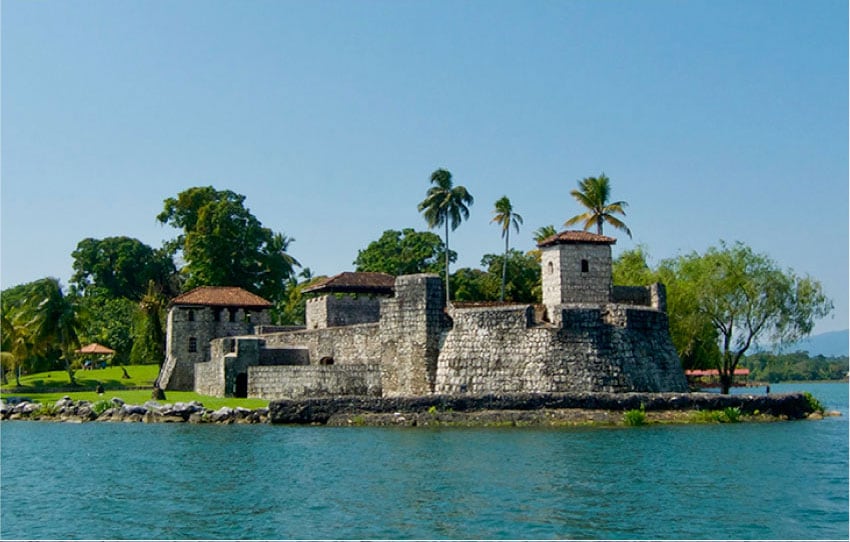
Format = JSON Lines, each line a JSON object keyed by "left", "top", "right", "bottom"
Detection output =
{"left": 1, "top": 382, "right": 847, "bottom": 540}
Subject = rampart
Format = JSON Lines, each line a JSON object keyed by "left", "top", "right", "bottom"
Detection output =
{"left": 435, "top": 303, "right": 687, "bottom": 394}
{"left": 248, "top": 364, "right": 382, "bottom": 399}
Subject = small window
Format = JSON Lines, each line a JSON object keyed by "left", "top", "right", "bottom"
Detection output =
{"left": 187, "top": 309, "right": 195, "bottom": 322}
{"left": 213, "top": 309, "right": 221, "bottom": 322}
{"left": 581, "top": 259, "right": 589, "bottom": 273}
{"left": 547, "top": 261, "right": 554, "bottom": 274}
{"left": 188, "top": 337, "right": 197, "bottom": 353}
{"left": 229, "top": 309, "right": 236, "bottom": 323}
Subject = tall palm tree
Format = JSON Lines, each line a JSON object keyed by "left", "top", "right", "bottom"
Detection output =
{"left": 491, "top": 196, "right": 524, "bottom": 301}
{"left": 533, "top": 225, "right": 558, "bottom": 244}
{"left": 24, "top": 278, "right": 82, "bottom": 385}
{"left": 564, "top": 173, "right": 632, "bottom": 238}
{"left": 417, "top": 168, "right": 474, "bottom": 304}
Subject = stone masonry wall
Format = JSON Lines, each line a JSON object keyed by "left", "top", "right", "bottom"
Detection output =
{"left": 541, "top": 243, "right": 612, "bottom": 310}
{"left": 160, "top": 305, "right": 271, "bottom": 391}
{"left": 261, "top": 323, "right": 382, "bottom": 366}
{"left": 379, "top": 274, "right": 448, "bottom": 397}
{"left": 248, "top": 364, "right": 382, "bottom": 399}
{"left": 306, "top": 295, "right": 383, "bottom": 329}
{"left": 435, "top": 304, "right": 687, "bottom": 394}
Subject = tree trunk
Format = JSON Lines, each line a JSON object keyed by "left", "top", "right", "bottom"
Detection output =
{"left": 596, "top": 216, "right": 603, "bottom": 235}
{"left": 444, "top": 221, "right": 451, "bottom": 305}
{"left": 719, "top": 372, "right": 732, "bottom": 395}
{"left": 500, "top": 230, "right": 508, "bottom": 301}
{"left": 63, "top": 357, "right": 76, "bottom": 386}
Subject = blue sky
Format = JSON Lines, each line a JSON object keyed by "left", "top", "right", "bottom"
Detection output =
{"left": 2, "top": 0, "right": 847, "bottom": 334}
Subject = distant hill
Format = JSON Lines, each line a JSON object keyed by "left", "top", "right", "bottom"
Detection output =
{"left": 761, "top": 330, "right": 849, "bottom": 357}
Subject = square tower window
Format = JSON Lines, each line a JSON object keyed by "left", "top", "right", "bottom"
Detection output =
{"left": 229, "top": 310, "right": 236, "bottom": 323}
{"left": 187, "top": 309, "right": 195, "bottom": 322}
{"left": 188, "top": 337, "right": 197, "bottom": 353}
{"left": 581, "top": 259, "right": 589, "bottom": 273}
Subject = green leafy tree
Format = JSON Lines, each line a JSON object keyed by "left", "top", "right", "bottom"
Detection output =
{"left": 76, "top": 290, "right": 136, "bottom": 365}
{"left": 157, "top": 186, "right": 299, "bottom": 301}
{"left": 481, "top": 250, "right": 541, "bottom": 303}
{"left": 71, "top": 237, "right": 177, "bottom": 300}
{"left": 354, "top": 228, "right": 455, "bottom": 276}
{"left": 19, "top": 278, "right": 83, "bottom": 385}
{"left": 417, "top": 169, "right": 474, "bottom": 304}
{"left": 274, "top": 270, "right": 323, "bottom": 326}
{"left": 452, "top": 250, "right": 541, "bottom": 303}
{"left": 666, "top": 242, "right": 832, "bottom": 393}
{"left": 491, "top": 196, "right": 524, "bottom": 301}
{"left": 450, "top": 268, "right": 490, "bottom": 302}
{"left": 564, "top": 173, "right": 631, "bottom": 238}
{"left": 129, "top": 281, "right": 167, "bottom": 366}
{"left": 613, "top": 247, "right": 724, "bottom": 371}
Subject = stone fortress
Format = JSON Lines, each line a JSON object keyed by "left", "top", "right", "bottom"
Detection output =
{"left": 156, "top": 231, "right": 689, "bottom": 399}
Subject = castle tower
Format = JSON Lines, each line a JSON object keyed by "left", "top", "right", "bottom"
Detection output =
{"left": 537, "top": 231, "right": 617, "bottom": 315}
{"left": 157, "top": 286, "right": 272, "bottom": 390}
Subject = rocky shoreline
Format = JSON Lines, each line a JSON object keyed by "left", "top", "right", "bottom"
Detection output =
{"left": 1, "top": 391, "right": 835, "bottom": 426}
{"left": 1, "top": 396, "right": 269, "bottom": 424}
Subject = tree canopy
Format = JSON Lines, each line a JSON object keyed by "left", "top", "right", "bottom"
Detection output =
{"left": 491, "top": 196, "right": 524, "bottom": 301}
{"left": 417, "top": 169, "right": 474, "bottom": 303}
{"left": 157, "top": 186, "right": 299, "bottom": 301}
{"left": 71, "top": 236, "right": 177, "bottom": 300}
{"left": 613, "top": 242, "right": 833, "bottom": 393}
{"left": 354, "top": 228, "right": 455, "bottom": 276}
{"left": 564, "top": 173, "right": 631, "bottom": 238}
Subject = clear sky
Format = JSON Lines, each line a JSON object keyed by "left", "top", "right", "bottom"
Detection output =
{"left": 2, "top": 0, "right": 847, "bottom": 334}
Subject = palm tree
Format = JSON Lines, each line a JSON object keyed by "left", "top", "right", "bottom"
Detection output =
{"left": 491, "top": 196, "right": 524, "bottom": 301}
{"left": 564, "top": 173, "right": 631, "bottom": 238}
{"left": 533, "top": 225, "right": 558, "bottom": 244}
{"left": 417, "top": 168, "right": 474, "bottom": 304}
{"left": 23, "top": 278, "right": 82, "bottom": 385}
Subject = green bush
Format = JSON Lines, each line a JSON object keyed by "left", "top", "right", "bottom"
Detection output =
{"left": 803, "top": 392, "right": 825, "bottom": 414}
{"left": 722, "top": 407, "right": 742, "bottom": 423}
{"left": 92, "top": 399, "right": 111, "bottom": 416}
{"left": 623, "top": 407, "right": 647, "bottom": 427}
{"left": 35, "top": 402, "right": 58, "bottom": 416}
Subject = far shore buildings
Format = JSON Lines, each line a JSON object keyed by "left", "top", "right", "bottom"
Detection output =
{"left": 157, "top": 231, "right": 688, "bottom": 399}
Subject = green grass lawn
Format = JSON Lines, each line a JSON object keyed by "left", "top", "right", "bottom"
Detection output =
{"left": 3, "top": 364, "right": 160, "bottom": 390}
{"left": 1, "top": 365, "right": 268, "bottom": 410}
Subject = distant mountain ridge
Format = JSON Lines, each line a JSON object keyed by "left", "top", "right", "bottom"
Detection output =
{"left": 757, "top": 329, "right": 849, "bottom": 357}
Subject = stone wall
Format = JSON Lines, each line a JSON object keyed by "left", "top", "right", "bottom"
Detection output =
{"left": 611, "top": 283, "right": 667, "bottom": 312}
{"left": 379, "top": 274, "right": 449, "bottom": 397}
{"left": 248, "top": 364, "right": 382, "bottom": 399}
{"left": 435, "top": 303, "right": 687, "bottom": 394}
{"left": 159, "top": 305, "right": 271, "bottom": 391}
{"left": 261, "top": 323, "right": 382, "bottom": 366}
{"left": 541, "top": 243, "right": 612, "bottom": 309}
{"left": 306, "top": 295, "right": 383, "bottom": 329}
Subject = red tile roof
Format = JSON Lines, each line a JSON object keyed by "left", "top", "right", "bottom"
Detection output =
{"left": 537, "top": 230, "right": 617, "bottom": 247}
{"left": 170, "top": 286, "right": 272, "bottom": 308}
{"left": 303, "top": 272, "right": 395, "bottom": 295}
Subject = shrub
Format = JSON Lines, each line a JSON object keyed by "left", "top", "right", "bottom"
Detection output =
{"left": 35, "top": 402, "right": 58, "bottom": 417}
{"left": 623, "top": 407, "right": 647, "bottom": 427}
{"left": 92, "top": 399, "right": 111, "bottom": 416}
{"left": 803, "top": 392, "right": 825, "bottom": 414}
{"left": 722, "top": 407, "right": 742, "bottom": 423}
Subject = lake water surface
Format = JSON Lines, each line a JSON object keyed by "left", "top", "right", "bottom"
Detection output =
{"left": 1, "top": 382, "right": 847, "bottom": 539}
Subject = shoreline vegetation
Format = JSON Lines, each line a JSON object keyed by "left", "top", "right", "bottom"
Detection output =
{"left": 1, "top": 390, "right": 839, "bottom": 427}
